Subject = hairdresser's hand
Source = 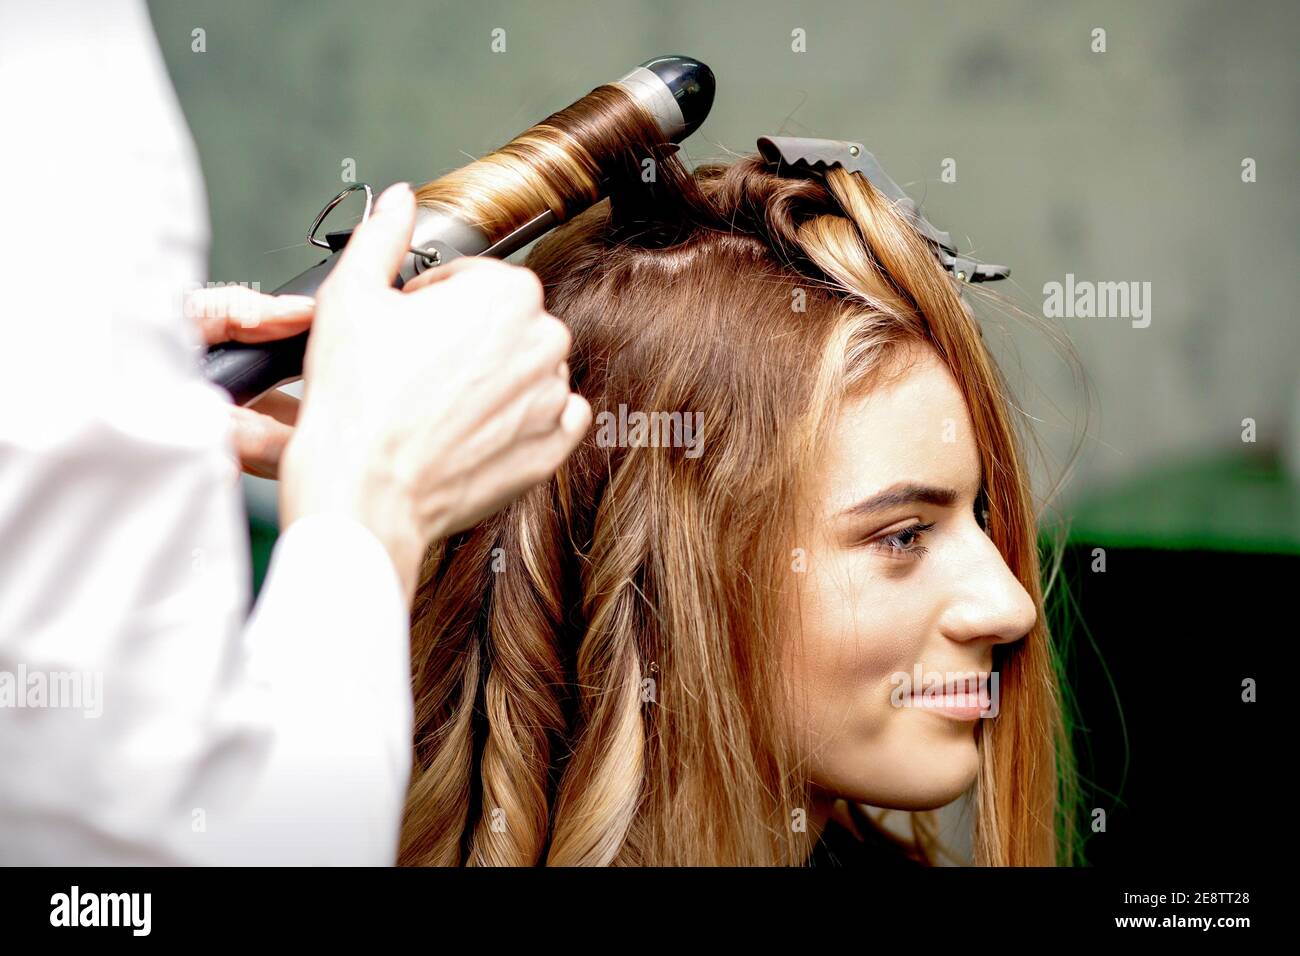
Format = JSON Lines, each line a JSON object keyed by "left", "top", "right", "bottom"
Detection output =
{"left": 186, "top": 285, "right": 312, "bottom": 479}
{"left": 279, "top": 181, "right": 591, "bottom": 603}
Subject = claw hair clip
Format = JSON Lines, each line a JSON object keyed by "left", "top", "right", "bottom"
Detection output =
{"left": 756, "top": 135, "right": 1010, "bottom": 284}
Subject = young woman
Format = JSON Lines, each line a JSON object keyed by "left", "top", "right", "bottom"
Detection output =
{"left": 399, "top": 90, "right": 1076, "bottom": 866}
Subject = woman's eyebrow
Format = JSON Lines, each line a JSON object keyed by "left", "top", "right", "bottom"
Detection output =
{"left": 838, "top": 482, "right": 959, "bottom": 518}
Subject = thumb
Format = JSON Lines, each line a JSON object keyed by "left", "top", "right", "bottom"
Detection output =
{"left": 330, "top": 182, "right": 416, "bottom": 291}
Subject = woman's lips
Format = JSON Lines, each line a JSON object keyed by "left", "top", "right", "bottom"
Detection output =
{"left": 891, "top": 668, "right": 999, "bottom": 719}
{"left": 908, "top": 693, "right": 986, "bottom": 721}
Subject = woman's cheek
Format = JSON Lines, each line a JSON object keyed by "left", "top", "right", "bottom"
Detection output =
{"left": 795, "top": 551, "right": 929, "bottom": 732}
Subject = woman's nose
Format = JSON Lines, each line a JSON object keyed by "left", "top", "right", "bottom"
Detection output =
{"left": 936, "top": 527, "right": 1038, "bottom": 646}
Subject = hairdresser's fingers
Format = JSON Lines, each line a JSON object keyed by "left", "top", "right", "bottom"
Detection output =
{"left": 520, "top": 375, "right": 573, "bottom": 437}
{"left": 435, "top": 392, "right": 592, "bottom": 538}
{"left": 404, "top": 259, "right": 549, "bottom": 338}
{"left": 515, "top": 388, "right": 590, "bottom": 451}
{"left": 558, "top": 392, "right": 593, "bottom": 442}
{"left": 248, "top": 388, "right": 300, "bottom": 428}
{"left": 229, "top": 404, "right": 294, "bottom": 480}
{"left": 478, "top": 373, "right": 574, "bottom": 446}
{"left": 325, "top": 182, "right": 416, "bottom": 293}
{"left": 445, "top": 371, "right": 586, "bottom": 490}
{"left": 186, "top": 287, "right": 315, "bottom": 345}
{"left": 399, "top": 253, "right": 507, "bottom": 294}
{"left": 445, "top": 309, "right": 573, "bottom": 439}
{"left": 491, "top": 392, "right": 592, "bottom": 484}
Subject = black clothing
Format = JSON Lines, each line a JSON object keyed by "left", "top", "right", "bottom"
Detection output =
{"left": 806, "top": 806, "right": 927, "bottom": 868}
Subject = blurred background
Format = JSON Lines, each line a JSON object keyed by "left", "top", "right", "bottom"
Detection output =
{"left": 148, "top": 0, "right": 1294, "bottom": 867}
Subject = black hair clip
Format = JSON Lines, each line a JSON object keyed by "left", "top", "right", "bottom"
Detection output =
{"left": 756, "top": 136, "right": 1009, "bottom": 284}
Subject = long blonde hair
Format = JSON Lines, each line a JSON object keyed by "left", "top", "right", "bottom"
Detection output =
{"left": 402, "top": 84, "right": 1074, "bottom": 866}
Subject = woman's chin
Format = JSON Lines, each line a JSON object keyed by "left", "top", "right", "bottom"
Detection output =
{"left": 826, "top": 733, "right": 981, "bottom": 811}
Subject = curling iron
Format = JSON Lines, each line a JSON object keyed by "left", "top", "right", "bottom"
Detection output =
{"left": 201, "top": 55, "right": 716, "bottom": 406}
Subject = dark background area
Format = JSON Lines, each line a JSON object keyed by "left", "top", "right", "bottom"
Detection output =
{"left": 1061, "top": 542, "right": 1278, "bottom": 869}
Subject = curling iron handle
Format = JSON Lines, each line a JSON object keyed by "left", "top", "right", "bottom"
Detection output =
{"left": 199, "top": 257, "right": 338, "bottom": 407}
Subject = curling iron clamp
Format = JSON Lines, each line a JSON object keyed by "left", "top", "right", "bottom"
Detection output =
{"left": 202, "top": 55, "right": 716, "bottom": 406}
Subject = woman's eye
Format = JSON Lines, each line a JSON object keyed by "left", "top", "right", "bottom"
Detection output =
{"left": 871, "top": 521, "right": 935, "bottom": 559}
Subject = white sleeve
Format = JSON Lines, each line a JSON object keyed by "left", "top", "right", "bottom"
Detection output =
{"left": 186, "top": 514, "right": 414, "bottom": 866}
{"left": 0, "top": 0, "right": 412, "bottom": 865}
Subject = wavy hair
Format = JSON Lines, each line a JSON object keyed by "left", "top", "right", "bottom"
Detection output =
{"left": 401, "top": 85, "right": 1075, "bottom": 866}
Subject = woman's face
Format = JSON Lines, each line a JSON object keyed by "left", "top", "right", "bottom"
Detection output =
{"left": 788, "top": 341, "right": 1037, "bottom": 812}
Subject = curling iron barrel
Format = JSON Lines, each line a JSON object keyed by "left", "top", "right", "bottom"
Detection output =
{"left": 201, "top": 55, "right": 716, "bottom": 406}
